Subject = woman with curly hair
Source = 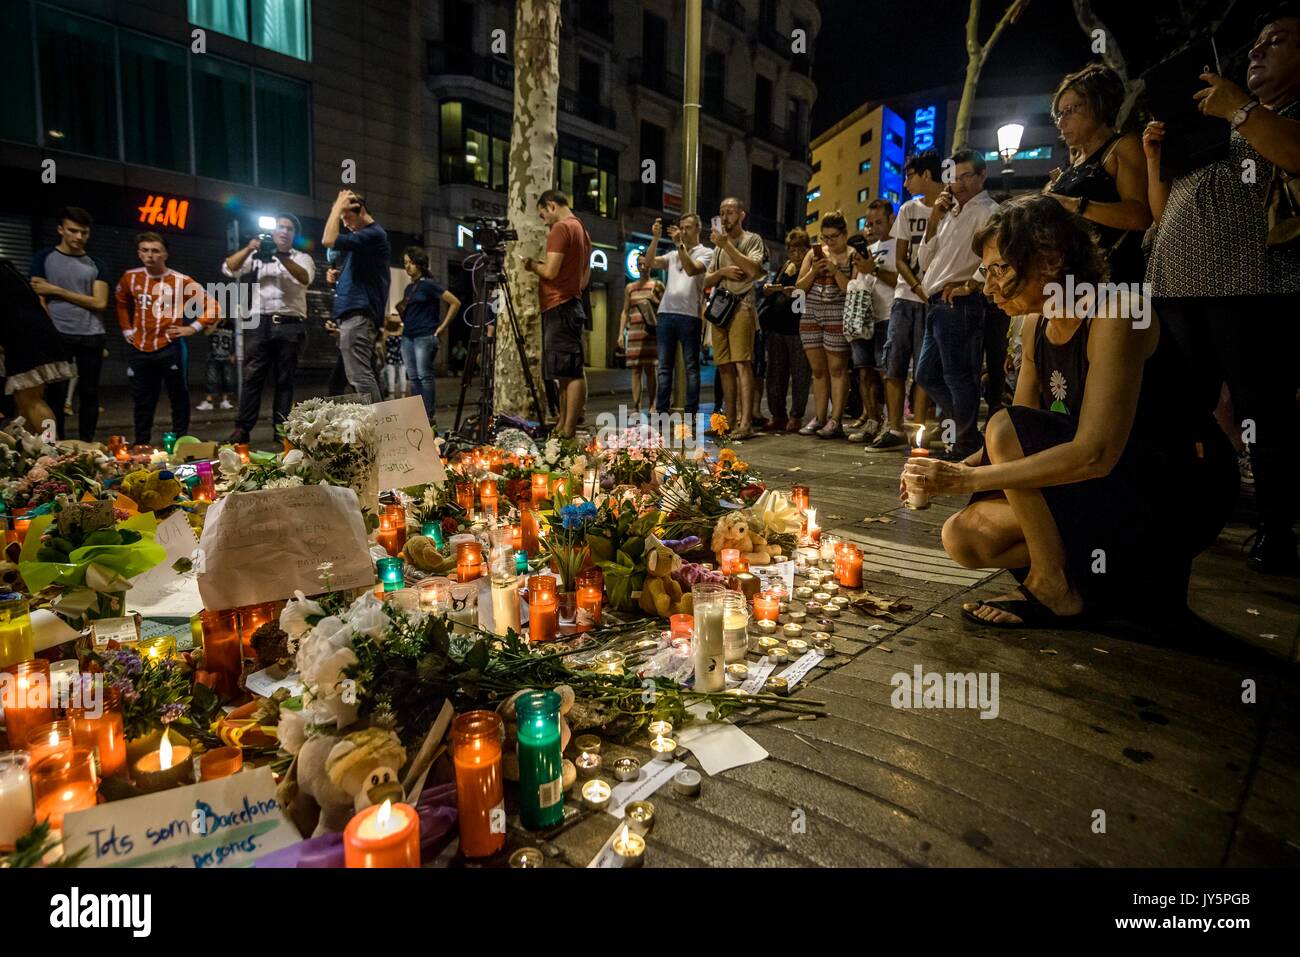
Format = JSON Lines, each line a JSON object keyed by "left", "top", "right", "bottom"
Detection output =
{"left": 903, "top": 195, "right": 1236, "bottom": 626}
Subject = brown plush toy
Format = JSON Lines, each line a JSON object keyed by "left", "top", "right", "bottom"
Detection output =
{"left": 639, "top": 539, "right": 694, "bottom": 618}
{"left": 711, "top": 511, "right": 780, "bottom": 566}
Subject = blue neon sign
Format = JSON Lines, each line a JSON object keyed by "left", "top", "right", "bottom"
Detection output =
{"left": 913, "top": 106, "right": 937, "bottom": 152}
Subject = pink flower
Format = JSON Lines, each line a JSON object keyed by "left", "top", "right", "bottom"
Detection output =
{"left": 27, "top": 467, "right": 48, "bottom": 483}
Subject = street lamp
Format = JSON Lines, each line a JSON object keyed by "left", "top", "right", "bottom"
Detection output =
{"left": 997, "top": 123, "right": 1024, "bottom": 175}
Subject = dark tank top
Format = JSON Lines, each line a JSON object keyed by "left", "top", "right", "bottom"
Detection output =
{"left": 1050, "top": 133, "right": 1145, "bottom": 282}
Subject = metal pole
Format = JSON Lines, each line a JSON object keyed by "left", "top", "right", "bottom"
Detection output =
{"left": 681, "top": 0, "right": 702, "bottom": 214}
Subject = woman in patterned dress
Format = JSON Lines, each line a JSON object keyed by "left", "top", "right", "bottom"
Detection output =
{"left": 795, "top": 211, "right": 857, "bottom": 438}
{"left": 619, "top": 256, "right": 663, "bottom": 414}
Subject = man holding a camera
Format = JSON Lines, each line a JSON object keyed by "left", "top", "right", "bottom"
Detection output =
{"left": 323, "top": 189, "right": 390, "bottom": 404}
{"left": 223, "top": 213, "right": 315, "bottom": 443}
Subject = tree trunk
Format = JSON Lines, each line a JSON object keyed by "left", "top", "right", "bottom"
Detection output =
{"left": 951, "top": 0, "right": 1031, "bottom": 150}
{"left": 1071, "top": 0, "right": 1144, "bottom": 130}
{"left": 497, "top": 0, "right": 561, "bottom": 420}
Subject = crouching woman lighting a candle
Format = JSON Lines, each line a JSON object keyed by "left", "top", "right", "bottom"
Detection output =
{"left": 902, "top": 195, "right": 1235, "bottom": 627}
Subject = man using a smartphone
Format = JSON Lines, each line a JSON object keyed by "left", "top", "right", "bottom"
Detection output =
{"left": 323, "top": 189, "right": 389, "bottom": 404}
{"left": 703, "top": 197, "right": 767, "bottom": 439}
{"left": 643, "top": 214, "right": 709, "bottom": 420}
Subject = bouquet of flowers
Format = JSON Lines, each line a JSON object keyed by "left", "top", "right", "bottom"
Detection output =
{"left": 93, "top": 647, "right": 218, "bottom": 741}
{"left": 280, "top": 399, "right": 379, "bottom": 515}
{"left": 586, "top": 496, "right": 662, "bottom": 611}
{"left": 215, "top": 446, "right": 312, "bottom": 493}
{"left": 0, "top": 424, "right": 114, "bottom": 512}
{"left": 544, "top": 500, "right": 596, "bottom": 590}
{"left": 538, "top": 434, "right": 585, "bottom": 474}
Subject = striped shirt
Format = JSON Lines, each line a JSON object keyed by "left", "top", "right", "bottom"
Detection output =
{"left": 115, "top": 268, "right": 220, "bottom": 352}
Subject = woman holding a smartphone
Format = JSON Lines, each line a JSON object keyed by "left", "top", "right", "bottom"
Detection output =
{"left": 795, "top": 210, "right": 856, "bottom": 439}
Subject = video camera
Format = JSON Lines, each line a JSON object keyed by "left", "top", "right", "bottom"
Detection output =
{"left": 472, "top": 217, "right": 518, "bottom": 252}
{"left": 253, "top": 234, "right": 278, "bottom": 263}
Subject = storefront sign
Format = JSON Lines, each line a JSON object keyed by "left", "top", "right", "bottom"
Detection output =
{"left": 137, "top": 193, "right": 191, "bottom": 230}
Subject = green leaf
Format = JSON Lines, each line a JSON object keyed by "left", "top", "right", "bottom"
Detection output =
{"left": 464, "top": 638, "right": 490, "bottom": 673}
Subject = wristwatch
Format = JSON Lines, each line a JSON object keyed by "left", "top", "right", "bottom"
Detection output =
{"left": 1076, "top": 195, "right": 1090, "bottom": 216}
{"left": 1230, "top": 99, "right": 1260, "bottom": 130}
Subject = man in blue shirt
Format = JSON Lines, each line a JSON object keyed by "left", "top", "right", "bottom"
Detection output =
{"left": 30, "top": 207, "right": 109, "bottom": 441}
{"left": 322, "top": 189, "right": 390, "bottom": 403}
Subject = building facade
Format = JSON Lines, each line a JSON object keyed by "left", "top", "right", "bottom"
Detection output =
{"left": 1, "top": 0, "right": 817, "bottom": 383}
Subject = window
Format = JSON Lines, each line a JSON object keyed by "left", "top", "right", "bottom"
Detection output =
{"left": 811, "top": 160, "right": 821, "bottom": 173}
{"left": 703, "top": 51, "right": 725, "bottom": 112}
{"left": 857, "top": 187, "right": 869, "bottom": 203}
{"left": 885, "top": 130, "right": 904, "bottom": 150}
{"left": 859, "top": 129, "right": 873, "bottom": 146}
{"left": 560, "top": 136, "right": 617, "bottom": 218}
{"left": 805, "top": 211, "right": 818, "bottom": 225}
{"left": 754, "top": 75, "right": 772, "bottom": 137}
{"left": 857, "top": 216, "right": 867, "bottom": 230}
{"left": 36, "top": 7, "right": 117, "bottom": 158}
{"left": 192, "top": 56, "right": 253, "bottom": 183}
{"left": 119, "top": 32, "right": 190, "bottom": 171}
{"left": 256, "top": 72, "right": 310, "bottom": 193}
{"left": 782, "top": 182, "right": 801, "bottom": 236}
{"left": 882, "top": 189, "right": 900, "bottom": 205}
{"left": 189, "top": 0, "right": 311, "bottom": 60}
{"left": 859, "top": 159, "right": 872, "bottom": 174}
{"left": 701, "top": 146, "right": 723, "bottom": 219}
{"left": 806, "top": 187, "right": 820, "bottom": 202}
{"left": 883, "top": 159, "right": 901, "bottom": 177}
{"left": 1, "top": 0, "right": 35, "bottom": 143}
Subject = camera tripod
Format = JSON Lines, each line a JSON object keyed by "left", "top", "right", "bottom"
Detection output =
{"left": 453, "top": 252, "right": 547, "bottom": 444}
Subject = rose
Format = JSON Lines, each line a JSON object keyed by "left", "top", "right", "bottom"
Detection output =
{"left": 347, "top": 595, "right": 391, "bottom": 644}
{"left": 276, "top": 706, "right": 309, "bottom": 755}
{"left": 280, "top": 591, "right": 327, "bottom": 640}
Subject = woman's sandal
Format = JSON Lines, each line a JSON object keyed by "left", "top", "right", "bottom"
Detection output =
{"left": 960, "top": 584, "right": 1088, "bottom": 630}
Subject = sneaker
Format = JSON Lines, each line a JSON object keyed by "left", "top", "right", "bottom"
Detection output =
{"left": 219, "top": 398, "right": 234, "bottom": 410}
{"left": 1238, "top": 450, "right": 1255, "bottom": 487}
{"left": 63, "top": 404, "right": 74, "bottom": 415}
{"left": 816, "top": 419, "right": 845, "bottom": 440}
{"left": 865, "top": 429, "right": 909, "bottom": 453}
{"left": 196, "top": 399, "right": 214, "bottom": 412}
{"left": 798, "top": 418, "right": 825, "bottom": 436}
{"left": 848, "top": 418, "right": 880, "bottom": 443}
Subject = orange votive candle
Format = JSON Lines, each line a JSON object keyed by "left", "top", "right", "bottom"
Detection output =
{"left": 520, "top": 509, "right": 540, "bottom": 556}
{"left": 720, "top": 548, "right": 741, "bottom": 575}
{"left": 452, "top": 711, "right": 505, "bottom": 859}
{"left": 576, "top": 583, "right": 603, "bottom": 628}
{"left": 344, "top": 799, "right": 421, "bottom": 868}
{"left": 31, "top": 747, "right": 98, "bottom": 830}
{"left": 670, "top": 613, "right": 694, "bottom": 641}
{"left": 839, "top": 544, "right": 863, "bottom": 588}
{"left": 380, "top": 504, "right": 407, "bottom": 555}
{"left": 69, "top": 688, "right": 127, "bottom": 779}
{"left": 2, "top": 659, "right": 55, "bottom": 751}
{"left": 531, "top": 473, "right": 549, "bottom": 506}
{"left": 26, "top": 720, "right": 73, "bottom": 768}
{"left": 753, "top": 591, "right": 780, "bottom": 622}
{"left": 455, "top": 481, "right": 475, "bottom": 514}
{"left": 456, "top": 542, "right": 482, "bottom": 583}
{"left": 528, "top": 575, "right": 558, "bottom": 643}
{"left": 791, "top": 484, "right": 810, "bottom": 512}
{"left": 200, "top": 746, "right": 243, "bottom": 781}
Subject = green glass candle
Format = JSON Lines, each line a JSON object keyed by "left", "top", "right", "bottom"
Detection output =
{"left": 515, "top": 689, "right": 564, "bottom": 829}
{"left": 377, "top": 557, "right": 405, "bottom": 592}
{"left": 420, "top": 520, "right": 446, "bottom": 548}
{"left": 162, "top": 432, "right": 178, "bottom": 454}
{"left": 514, "top": 550, "right": 528, "bottom": 575}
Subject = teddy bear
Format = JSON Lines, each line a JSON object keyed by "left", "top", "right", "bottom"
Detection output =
{"left": 119, "top": 469, "right": 183, "bottom": 513}
{"left": 639, "top": 538, "right": 693, "bottom": 618}
{"left": 711, "top": 511, "right": 781, "bottom": 567}
{"left": 285, "top": 728, "right": 407, "bottom": 836}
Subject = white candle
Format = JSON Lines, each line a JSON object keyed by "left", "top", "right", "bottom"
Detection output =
{"left": 723, "top": 607, "right": 748, "bottom": 664}
{"left": 0, "top": 752, "right": 34, "bottom": 848}
{"left": 694, "top": 604, "right": 725, "bottom": 692}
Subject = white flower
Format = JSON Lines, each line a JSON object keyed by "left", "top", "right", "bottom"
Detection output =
{"left": 347, "top": 594, "right": 391, "bottom": 644}
{"left": 218, "top": 447, "right": 243, "bottom": 480}
{"left": 276, "top": 707, "right": 310, "bottom": 755}
{"left": 281, "top": 448, "right": 304, "bottom": 470}
{"left": 309, "top": 694, "right": 360, "bottom": 731}
{"left": 298, "top": 640, "right": 357, "bottom": 696}
{"left": 570, "top": 453, "right": 589, "bottom": 476}
{"left": 1049, "top": 370, "right": 1067, "bottom": 403}
{"left": 280, "top": 590, "right": 326, "bottom": 641}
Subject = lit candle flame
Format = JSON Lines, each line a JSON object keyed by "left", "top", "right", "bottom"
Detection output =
{"left": 916, "top": 425, "right": 925, "bottom": 449}
{"left": 48, "top": 730, "right": 58, "bottom": 747}
{"left": 806, "top": 507, "right": 818, "bottom": 530}
{"left": 159, "top": 733, "right": 173, "bottom": 771}
{"left": 377, "top": 798, "right": 393, "bottom": 832}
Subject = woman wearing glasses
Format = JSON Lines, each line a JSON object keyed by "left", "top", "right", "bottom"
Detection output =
{"left": 903, "top": 196, "right": 1235, "bottom": 627}
{"left": 1043, "top": 64, "right": 1152, "bottom": 282}
{"left": 795, "top": 210, "right": 857, "bottom": 439}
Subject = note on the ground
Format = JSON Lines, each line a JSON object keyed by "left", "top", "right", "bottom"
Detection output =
{"left": 373, "top": 395, "right": 446, "bottom": 491}
{"left": 778, "top": 650, "right": 826, "bottom": 690}
{"left": 607, "top": 758, "right": 685, "bottom": 820}
{"left": 244, "top": 665, "right": 303, "bottom": 699}
{"left": 676, "top": 702, "right": 768, "bottom": 775}
{"left": 128, "top": 512, "right": 204, "bottom": 617}
{"left": 61, "top": 766, "right": 297, "bottom": 869}
{"left": 740, "top": 656, "right": 775, "bottom": 695}
{"left": 196, "top": 484, "right": 373, "bottom": 608}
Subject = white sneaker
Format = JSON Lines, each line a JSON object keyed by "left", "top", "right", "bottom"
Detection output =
{"left": 219, "top": 398, "right": 234, "bottom": 410}
{"left": 196, "top": 400, "right": 214, "bottom": 412}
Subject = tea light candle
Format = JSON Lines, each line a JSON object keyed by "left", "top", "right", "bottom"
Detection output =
{"left": 815, "top": 619, "right": 836, "bottom": 633}
{"left": 510, "top": 847, "right": 545, "bottom": 868}
{"left": 611, "top": 824, "right": 645, "bottom": 868}
{"left": 769, "top": 645, "right": 789, "bottom": 664}
{"left": 732, "top": 572, "right": 760, "bottom": 600}
{"left": 132, "top": 732, "right": 193, "bottom": 793}
{"left": 581, "top": 778, "right": 612, "bottom": 812}
{"left": 831, "top": 595, "right": 851, "bottom": 608}
{"left": 754, "top": 619, "right": 776, "bottom": 636}
{"left": 590, "top": 650, "right": 625, "bottom": 676}
{"left": 625, "top": 800, "right": 655, "bottom": 834}
{"left": 821, "top": 605, "right": 841, "bottom": 619}
{"left": 764, "top": 676, "right": 790, "bottom": 696}
{"left": 719, "top": 548, "right": 741, "bottom": 574}
{"left": 822, "top": 582, "right": 840, "bottom": 595}
{"left": 783, "top": 623, "right": 803, "bottom": 639}
{"left": 779, "top": 601, "right": 790, "bottom": 614}
{"left": 814, "top": 638, "right": 835, "bottom": 654}
{"left": 813, "top": 592, "right": 832, "bottom": 603}
{"left": 794, "top": 586, "right": 814, "bottom": 600}
{"left": 786, "top": 610, "right": 807, "bottom": 624}
{"left": 647, "top": 720, "right": 673, "bottom": 739}
{"left": 752, "top": 591, "right": 780, "bottom": 622}
{"left": 649, "top": 735, "right": 676, "bottom": 762}
{"left": 612, "top": 757, "right": 642, "bottom": 782}
{"left": 673, "top": 768, "right": 702, "bottom": 797}
{"left": 726, "top": 662, "right": 749, "bottom": 682}
{"left": 574, "top": 751, "right": 603, "bottom": 783}
{"left": 344, "top": 799, "right": 421, "bottom": 868}
{"left": 787, "top": 638, "right": 809, "bottom": 655}
{"left": 755, "top": 635, "right": 779, "bottom": 653}
{"left": 0, "top": 751, "right": 34, "bottom": 848}
{"left": 810, "top": 631, "right": 833, "bottom": 643}
{"left": 573, "top": 734, "right": 602, "bottom": 755}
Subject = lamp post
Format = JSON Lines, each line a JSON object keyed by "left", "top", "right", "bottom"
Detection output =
{"left": 996, "top": 123, "right": 1024, "bottom": 201}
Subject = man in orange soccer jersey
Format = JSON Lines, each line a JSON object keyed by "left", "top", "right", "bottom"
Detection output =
{"left": 115, "top": 232, "right": 220, "bottom": 445}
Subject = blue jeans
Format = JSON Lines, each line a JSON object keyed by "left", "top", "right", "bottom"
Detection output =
{"left": 654, "top": 311, "right": 702, "bottom": 413}
{"left": 915, "top": 293, "right": 984, "bottom": 452}
{"left": 401, "top": 334, "right": 439, "bottom": 420}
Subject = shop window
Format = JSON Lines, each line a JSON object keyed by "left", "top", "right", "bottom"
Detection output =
{"left": 193, "top": 56, "right": 254, "bottom": 183}
{"left": 255, "top": 72, "right": 310, "bottom": 193}
{"left": 36, "top": 6, "right": 117, "bottom": 158}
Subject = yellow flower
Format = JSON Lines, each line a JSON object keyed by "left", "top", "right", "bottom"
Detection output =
{"left": 710, "top": 412, "right": 729, "bottom": 435}
{"left": 718, "top": 449, "right": 737, "bottom": 465}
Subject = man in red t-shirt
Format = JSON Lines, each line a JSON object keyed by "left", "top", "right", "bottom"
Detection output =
{"left": 523, "top": 190, "right": 591, "bottom": 437}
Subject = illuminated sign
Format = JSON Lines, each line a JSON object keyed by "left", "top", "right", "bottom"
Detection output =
{"left": 625, "top": 244, "right": 648, "bottom": 281}
{"left": 912, "top": 106, "right": 937, "bottom": 153}
{"left": 982, "top": 146, "right": 1054, "bottom": 162}
{"left": 137, "top": 194, "right": 190, "bottom": 229}
{"left": 590, "top": 249, "right": 609, "bottom": 273}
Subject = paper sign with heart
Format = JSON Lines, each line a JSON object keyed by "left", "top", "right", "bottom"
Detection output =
{"left": 372, "top": 395, "right": 446, "bottom": 490}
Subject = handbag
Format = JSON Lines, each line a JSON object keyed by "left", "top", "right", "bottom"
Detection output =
{"left": 704, "top": 285, "right": 741, "bottom": 328}
{"left": 1266, "top": 166, "right": 1300, "bottom": 248}
{"left": 842, "top": 275, "right": 875, "bottom": 341}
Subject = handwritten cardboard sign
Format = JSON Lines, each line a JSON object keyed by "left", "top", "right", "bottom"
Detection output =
{"left": 174, "top": 441, "right": 218, "bottom": 463}
{"left": 372, "top": 395, "right": 446, "bottom": 491}
{"left": 61, "top": 766, "right": 299, "bottom": 869}
{"left": 196, "top": 484, "right": 374, "bottom": 609}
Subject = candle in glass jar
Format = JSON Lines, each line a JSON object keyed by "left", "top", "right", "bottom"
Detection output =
{"left": 344, "top": 799, "right": 421, "bottom": 868}
{"left": 528, "top": 575, "right": 558, "bottom": 643}
{"left": 456, "top": 542, "right": 482, "bottom": 583}
{"left": 719, "top": 548, "right": 741, "bottom": 574}
{"left": 820, "top": 534, "right": 839, "bottom": 563}
{"left": 520, "top": 508, "right": 541, "bottom": 556}
{"left": 752, "top": 591, "right": 780, "bottom": 622}
{"left": 452, "top": 711, "right": 505, "bottom": 859}
{"left": 515, "top": 690, "right": 565, "bottom": 829}
{"left": 26, "top": 721, "right": 73, "bottom": 767}
{"left": 669, "top": 614, "right": 694, "bottom": 642}
{"left": 455, "top": 481, "right": 475, "bottom": 516}
{"left": 722, "top": 599, "right": 749, "bottom": 664}
{"left": 377, "top": 557, "right": 405, "bottom": 593}
{"left": 838, "top": 545, "right": 863, "bottom": 587}
{"left": 0, "top": 594, "right": 35, "bottom": 669}
{"left": 791, "top": 484, "right": 810, "bottom": 513}
{"left": 379, "top": 504, "right": 407, "bottom": 557}
{"left": 581, "top": 467, "right": 598, "bottom": 501}
{"left": 31, "top": 747, "right": 98, "bottom": 829}
{"left": 479, "top": 480, "right": 499, "bottom": 519}
{"left": 531, "top": 473, "right": 550, "bottom": 506}
{"left": 805, "top": 507, "right": 821, "bottom": 544}
{"left": 0, "top": 751, "right": 33, "bottom": 848}
{"left": 2, "top": 660, "right": 54, "bottom": 753}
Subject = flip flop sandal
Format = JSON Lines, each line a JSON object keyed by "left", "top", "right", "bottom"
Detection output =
{"left": 960, "top": 584, "right": 1088, "bottom": 630}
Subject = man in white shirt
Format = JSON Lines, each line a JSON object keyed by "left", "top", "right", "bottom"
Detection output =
{"left": 846, "top": 199, "right": 899, "bottom": 442}
{"left": 644, "top": 214, "right": 709, "bottom": 417}
{"left": 222, "top": 214, "right": 316, "bottom": 443}
{"left": 868, "top": 151, "right": 943, "bottom": 453}
{"left": 914, "top": 149, "right": 1000, "bottom": 459}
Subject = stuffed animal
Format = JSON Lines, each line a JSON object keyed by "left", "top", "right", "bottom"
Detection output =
{"left": 120, "top": 469, "right": 183, "bottom": 513}
{"left": 639, "top": 539, "right": 693, "bottom": 618}
{"left": 403, "top": 534, "right": 457, "bottom": 574}
{"left": 711, "top": 511, "right": 780, "bottom": 566}
{"left": 290, "top": 728, "right": 407, "bottom": 836}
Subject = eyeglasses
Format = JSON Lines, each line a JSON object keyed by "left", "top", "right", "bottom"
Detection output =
{"left": 954, "top": 171, "right": 981, "bottom": 184}
{"left": 1052, "top": 103, "right": 1085, "bottom": 124}
{"left": 820, "top": 230, "right": 843, "bottom": 240}
{"left": 985, "top": 262, "right": 1014, "bottom": 281}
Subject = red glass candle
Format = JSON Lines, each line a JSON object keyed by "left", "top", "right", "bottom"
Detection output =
{"left": 456, "top": 542, "right": 482, "bottom": 583}
{"left": 69, "top": 687, "right": 127, "bottom": 779}
{"left": 752, "top": 591, "right": 780, "bottom": 622}
{"left": 2, "top": 660, "right": 54, "bottom": 752}
{"left": 531, "top": 473, "right": 549, "bottom": 506}
{"left": 379, "top": 503, "right": 408, "bottom": 557}
{"left": 552, "top": 476, "right": 567, "bottom": 498}
{"left": 520, "top": 508, "right": 540, "bottom": 556}
{"left": 576, "top": 583, "right": 603, "bottom": 629}
{"left": 528, "top": 575, "right": 558, "bottom": 643}
{"left": 455, "top": 481, "right": 475, "bottom": 514}
{"left": 235, "top": 443, "right": 251, "bottom": 464}
{"left": 32, "top": 747, "right": 98, "bottom": 829}
{"left": 839, "top": 544, "right": 863, "bottom": 588}
{"left": 719, "top": 548, "right": 741, "bottom": 575}
{"left": 791, "top": 484, "right": 811, "bottom": 512}
{"left": 479, "top": 480, "right": 499, "bottom": 520}
{"left": 670, "top": 613, "right": 694, "bottom": 641}
{"left": 344, "top": 799, "right": 421, "bottom": 868}
{"left": 452, "top": 711, "right": 506, "bottom": 859}
{"left": 198, "top": 609, "right": 242, "bottom": 698}
{"left": 27, "top": 720, "right": 73, "bottom": 767}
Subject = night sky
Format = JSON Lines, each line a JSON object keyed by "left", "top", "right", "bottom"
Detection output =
{"left": 812, "top": 0, "right": 1273, "bottom": 137}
